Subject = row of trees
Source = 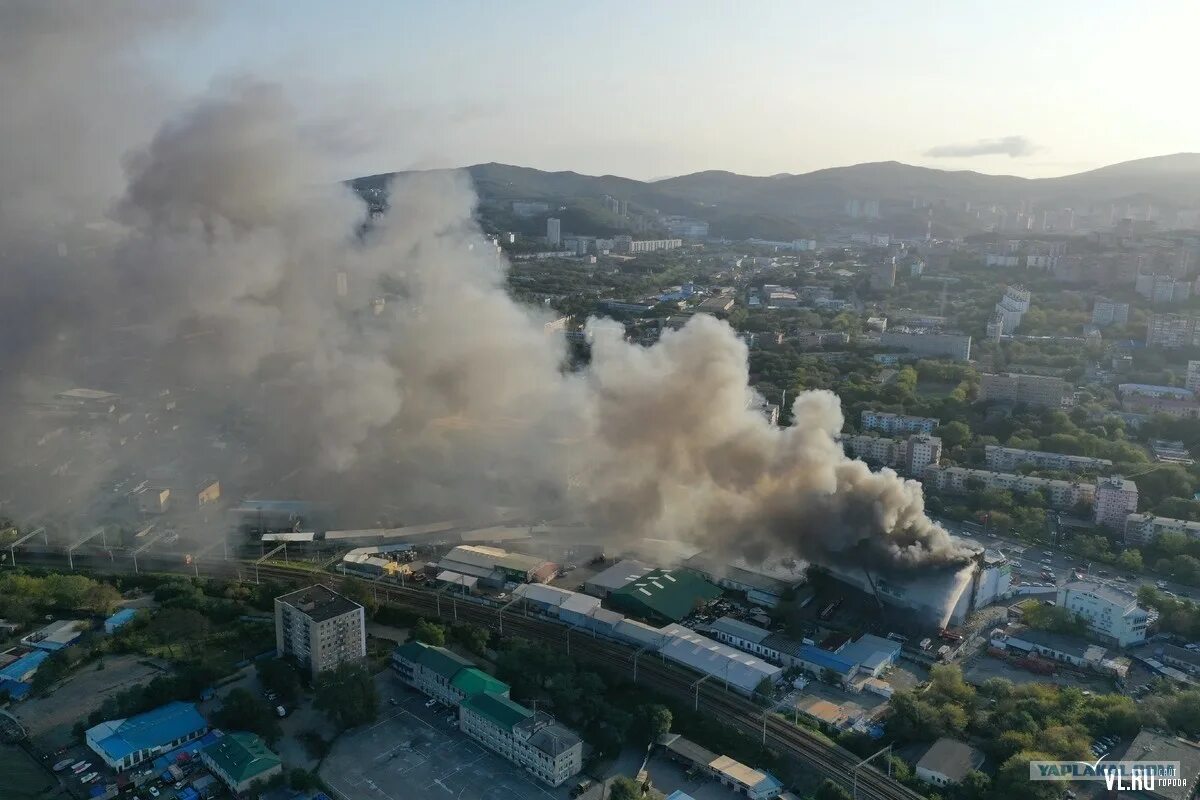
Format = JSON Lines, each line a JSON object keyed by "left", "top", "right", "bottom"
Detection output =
{"left": 0, "top": 572, "right": 122, "bottom": 623}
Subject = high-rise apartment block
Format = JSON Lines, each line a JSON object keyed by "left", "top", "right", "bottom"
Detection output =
{"left": 1146, "top": 313, "right": 1200, "bottom": 349}
{"left": 546, "top": 218, "right": 561, "bottom": 246}
{"left": 274, "top": 584, "right": 366, "bottom": 677}
{"left": 978, "top": 373, "right": 1071, "bottom": 407}
{"left": 1093, "top": 476, "right": 1138, "bottom": 530}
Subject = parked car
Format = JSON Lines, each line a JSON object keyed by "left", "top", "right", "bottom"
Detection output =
{"left": 276, "top": 705, "right": 287, "bottom": 718}
{"left": 149, "top": 786, "right": 160, "bottom": 798}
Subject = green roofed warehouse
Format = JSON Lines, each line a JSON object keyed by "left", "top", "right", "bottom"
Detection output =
{"left": 607, "top": 569, "right": 722, "bottom": 624}
{"left": 201, "top": 732, "right": 282, "bottom": 798}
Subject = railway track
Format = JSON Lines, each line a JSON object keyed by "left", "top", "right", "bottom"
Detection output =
{"left": 7, "top": 552, "right": 921, "bottom": 800}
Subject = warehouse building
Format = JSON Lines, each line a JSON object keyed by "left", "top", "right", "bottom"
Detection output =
{"left": 657, "top": 734, "right": 783, "bottom": 800}
{"left": 680, "top": 554, "right": 806, "bottom": 608}
{"left": 583, "top": 559, "right": 655, "bottom": 598}
{"left": 86, "top": 701, "right": 208, "bottom": 771}
{"left": 437, "top": 545, "right": 559, "bottom": 588}
{"left": 21, "top": 619, "right": 87, "bottom": 651}
{"left": 1116, "top": 731, "right": 1200, "bottom": 800}
{"left": 657, "top": 624, "right": 781, "bottom": 695}
{"left": 835, "top": 634, "right": 902, "bottom": 678}
{"left": 200, "top": 732, "right": 282, "bottom": 798}
{"left": 606, "top": 569, "right": 722, "bottom": 624}
{"left": 1056, "top": 580, "right": 1148, "bottom": 646}
{"left": 513, "top": 583, "right": 602, "bottom": 627}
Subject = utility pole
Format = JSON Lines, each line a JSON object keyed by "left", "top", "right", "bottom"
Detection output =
{"left": 852, "top": 744, "right": 893, "bottom": 800}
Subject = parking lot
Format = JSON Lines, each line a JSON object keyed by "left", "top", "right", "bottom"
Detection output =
{"left": 320, "top": 675, "right": 569, "bottom": 800}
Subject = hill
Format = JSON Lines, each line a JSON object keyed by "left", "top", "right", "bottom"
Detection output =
{"left": 353, "top": 154, "right": 1200, "bottom": 238}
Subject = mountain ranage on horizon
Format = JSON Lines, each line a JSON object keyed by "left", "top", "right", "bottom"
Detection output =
{"left": 353, "top": 153, "right": 1200, "bottom": 240}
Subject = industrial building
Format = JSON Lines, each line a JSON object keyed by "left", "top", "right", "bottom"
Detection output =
{"left": 1056, "top": 581, "right": 1148, "bottom": 646}
{"left": 513, "top": 583, "right": 602, "bottom": 627}
{"left": 915, "top": 738, "right": 985, "bottom": 788}
{"left": 436, "top": 545, "right": 558, "bottom": 589}
{"left": 86, "top": 701, "right": 208, "bottom": 772}
{"left": 819, "top": 545, "right": 1012, "bottom": 628}
{"left": 274, "top": 584, "right": 366, "bottom": 677}
{"left": 200, "top": 732, "right": 282, "bottom": 798}
{"left": 657, "top": 734, "right": 783, "bottom": 800}
{"left": 583, "top": 559, "right": 655, "bottom": 598}
{"left": 104, "top": 609, "right": 138, "bottom": 634}
{"left": 21, "top": 619, "right": 87, "bottom": 651}
{"left": 989, "top": 627, "right": 1132, "bottom": 678}
{"left": 656, "top": 624, "right": 782, "bottom": 695}
{"left": 0, "top": 649, "right": 49, "bottom": 700}
{"left": 680, "top": 553, "right": 807, "bottom": 608}
{"left": 606, "top": 569, "right": 722, "bottom": 624}
{"left": 1116, "top": 731, "right": 1200, "bottom": 800}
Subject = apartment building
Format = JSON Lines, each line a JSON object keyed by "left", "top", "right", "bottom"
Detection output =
{"left": 1187, "top": 360, "right": 1200, "bottom": 393}
{"left": 879, "top": 331, "right": 972, "bottom": 361}
{"left": 1124, "top": 513, "right": 1200, "bottom": 547}
{"left": 921, "top": 465, "right": 1095, "bottom": 510}
{"left": 1056, "top": 581, "right": 1148, "bottom": 647}
{"left": 1146, "top": 313, "right": 1200, "bottom": 349}
{"left": 978, "top": 373, "right": 1071, "bottom": 407}
{"left": 1091, "top": 299, "right": 1130, "bottom": 327}
{"left": 274, "top": 584, "right": 366, "bottom": 677}
{"left": 459, "top": 694, "right": 583, "bottom": 787}
{"left": 860, "top": 411, "right": 939, "bottom": 436}
{"left": 906, "top": 435, "right": 943, "bottom": 474}
{"left": 984, "top": 445, "right": 1112, "bottom": 474}
{"left": 843, "top": 434, "right": 901, "bottom": 467}
{"left": 1093, "top": 476, "right": 1139, "bottom": 530}
{"left": 1135, "top": 273, "right": 1191, "bottom": 304}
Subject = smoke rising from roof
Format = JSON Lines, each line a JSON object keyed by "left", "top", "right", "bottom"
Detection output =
{"left": 0, "top": 5, "right": 973, "bottom": 579}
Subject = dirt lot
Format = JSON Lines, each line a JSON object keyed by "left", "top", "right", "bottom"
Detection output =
{"left": 14, "top": 653, "right": 168, "bottom": 749}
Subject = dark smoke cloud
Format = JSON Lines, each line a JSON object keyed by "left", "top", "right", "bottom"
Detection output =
{"left": 0, "top": 5, "right": 972, "bottom": 582}
{"left": 925, "top": 135, "right": 1038, "bottom": 158}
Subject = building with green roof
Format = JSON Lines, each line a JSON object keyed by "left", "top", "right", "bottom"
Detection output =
{"left": 392, "top": 641, "right": 507, "bottom": 706}
{"left": 607, "top": 569, "right": 722, "bottom": 624}
{"left": 459, "top": 692, "right": 583, "bottom": 787}
{"left": 200, "top": 732, "right": 282, "bottom": 798}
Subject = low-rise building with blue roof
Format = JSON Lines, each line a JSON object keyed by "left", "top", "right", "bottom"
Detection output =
{"left": 0, "top": 649, "right": 50, "bottom": 700}
{"left": 86, "top": 701, "right": 209, "bottom": 771}
{"left": 791, "top": 645, "right": 859, "bottom": 685}
{"left": 104, "top": 609, "right": 138, "bottom": 634}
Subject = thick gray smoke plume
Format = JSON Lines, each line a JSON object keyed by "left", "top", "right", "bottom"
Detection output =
{"left": 0, "top": 5, "right": 973, "bottom": 577}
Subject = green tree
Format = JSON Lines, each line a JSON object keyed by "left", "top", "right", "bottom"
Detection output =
{"left": 812, "top": 779, "right": 852, "bottom": 800}
{"left": 146, "top": 607, "right": 210, "bottom": 659}
{"left": 413, "top": 618, "right": 447, "bottom": 646}
{"left": 337, "top": 577, "right": 379, "bottom": 617}
{"left": 451, "top": 623, "right": 490, "bottom": 656}
{"left": 1136, "top": 465, "right": 1195, "bottom": 509}
{"left": 633, "top": 704, "right": 672, "bottom": 743}
{"left": 609, "top": 776, "right": 643, "bottom": 800}
{"left": 213, "top": 688, "right": 281, "bottom": 744}
{"left": 936, "top": 421, "right": 971, "bottom": 448}
{"left": 314, "top": 663, "right": 379, "bottom": 731}
{"left": 1116, "top": 549, "right": 1144, "bottom": 572}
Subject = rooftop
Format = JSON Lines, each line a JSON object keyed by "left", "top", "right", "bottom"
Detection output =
{"left": 916, "top": 738, "right": 984, "bottom": 783}
{"left": 87, "top": 701, "right": 208, "bottom": 761}
{"left": 658, "top": 733, "right": 719, "bottom": 766}
{"left": 393, "top": 641, "right": 473, "bottom": 680}
{"left": 443, "top": 545, "right": 549, "bottom": 575}
{"left": 585, "top": 559, "right": 655, "bottom": 593}
{"left": 703, "top": 616, "right": 772, "bottom": 644}
{"left": 461, "top": 691, "right": 533, "bottom": 731}
{"left": 202, "top": 732, "right": 280, "bottom": 784}
{"left": 1118, "top": 731, "right": 1200, "bottom": 800}
{"left": 276, "top": 584, "right": 362, "bottom": 623}
{"left": 1061, "top": 580, "right": 1138, "bottom": 609}
{"left": 609, "top": 568, "right": 722, "bottom": 622}
{"left": 450, "top": 667, "right": 508, "bottom": 697}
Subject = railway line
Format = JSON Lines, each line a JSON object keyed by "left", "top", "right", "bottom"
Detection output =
{"left": 6, "top": 552, "right": 921, "bottom": 800}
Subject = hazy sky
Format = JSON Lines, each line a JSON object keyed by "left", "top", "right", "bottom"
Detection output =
{"left": 155, "top": 0, "right": 1199, "bottom": 181}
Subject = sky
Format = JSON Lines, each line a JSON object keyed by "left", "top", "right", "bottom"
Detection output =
{"left": 148, "top": 0, "right": 1200, "bottom": 181}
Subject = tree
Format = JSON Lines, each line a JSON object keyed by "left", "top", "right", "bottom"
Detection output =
{"left": 213, "top": 688, "right": 281, "bottom": 744}
{"left": 1136, "top": 465, "right": 1195, "bottom": 509}
{"left": 1116, "top": 549, "right": 1144, "bottom": 572}
{"left": 257, "top": 658, "right": 302, "bottom": 705}
{"left": 633, "top": 704, "right": 672, "bottom": 743}
{"left": 754, "top": 676, "right": 776, "bottom": 705}
{"left": 413, "top": 619, "right": 447, "bottom": 646}
{"left": 146, "top": 608, "right": 210, "bottom": 659}
{"left": 955, "top": 770, "right": 991, "bottom": 800}
{"left": 451, "top": 623, "right": 490, "bottom": 656}
{"left": 337, "top": 577, "right": 379, "bottom": 617}
{"left": 314, "top": 663, "right": 379, "bottom": 731}
{"left": 608, "top": 776, "right": 643, "bottom": 800}
{"left": 812, "top": 779, "right": 852, "bottom": 800}
{"left": 936, "top": 421, "right": 971, "bottom": 449}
